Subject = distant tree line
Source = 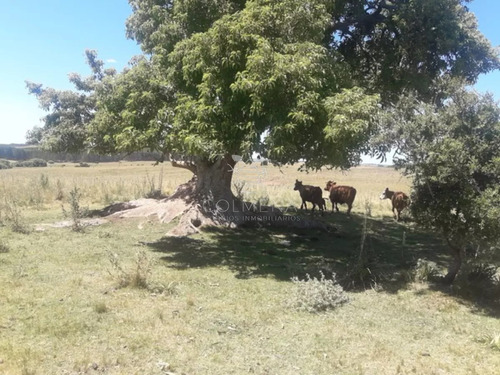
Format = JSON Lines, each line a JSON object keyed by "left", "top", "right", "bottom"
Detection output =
{"left": 0, "top": 144, "right": 163, "bottom": 163}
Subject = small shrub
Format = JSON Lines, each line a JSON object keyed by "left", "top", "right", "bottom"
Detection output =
{"left": 107, "top": 250, "right": 156, "bottom": 289}
{"left": 143, "top": 168, "right": 166, "bottom": 199}
{"left": 454, "top": 263, "right": 500, "bottom": 300}
{"left": 288, "top": 271, "right": 349, "bottom": 313}
{"left": 77, "top": 162, "right": 90, "bottom": 168}
{"left": 467, "top": 264, "right": 498, "bottom": 283}
{"left": 62, "top": 187, "right": 87, "bottom": 232}
{"left": 144, "top": 189, "right": 166, "bottom": 199}
{"left": 2, "top": 199, "right": 31, "bottom": 234}
{"left": 413, "top": 258, "right": 441, "bottom": 282}
{"left": 0, "top": 159, "right": 12, "bottom": 169}
{"left": 15, "top": 158, "right": 47, "bottom": 168}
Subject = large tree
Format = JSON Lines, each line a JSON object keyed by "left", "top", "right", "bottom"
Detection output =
{"left": 28, "top": 0, "right": 499, "bottom": 233}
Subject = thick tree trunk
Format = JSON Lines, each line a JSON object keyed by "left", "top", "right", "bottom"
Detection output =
{"left": 195, "top": 155, "right": 235, "bottom": 200}
{"left": 192, "top": 154, "right": 287, "bottom": 227}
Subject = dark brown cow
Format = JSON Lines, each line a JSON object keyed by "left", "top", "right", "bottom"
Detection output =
{"left": 380, "top": 187, "right": 409, "bottom": 221}
{"left": 294, "top": 180, "right": 325, "bottom": 214}
{"left": 324, "top": 181, "right": 356, "bottom": 214}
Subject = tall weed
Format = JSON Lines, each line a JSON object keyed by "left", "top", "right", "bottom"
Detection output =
{"left": 2, "top": 198, "right": 30, "bottom": 234}
{"left": 143, "top": 167, "right": 165, "bottom": 199}
{"left": 62, "top": 187, "right": 86, "bottom": 232}
{"left": 107, "top": 250, "right": 156, "bottom": 289}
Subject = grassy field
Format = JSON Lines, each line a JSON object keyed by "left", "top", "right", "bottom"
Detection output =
{"left": 0, "top": 162, "right": 499, "bottom": 375}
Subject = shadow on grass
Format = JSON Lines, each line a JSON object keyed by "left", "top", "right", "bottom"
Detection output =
{"left": 147, "top": 211, "right": 448, "bottom": 287}
{"left": 426, "top": 274, "right": 500, "bottom": 318}
{"left": 147, "top": 211, "right": 500, "bottom": 315}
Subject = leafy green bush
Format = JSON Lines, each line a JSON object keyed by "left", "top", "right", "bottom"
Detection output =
{"left": 15, "top": 158, "right": 47, "bottom": 168}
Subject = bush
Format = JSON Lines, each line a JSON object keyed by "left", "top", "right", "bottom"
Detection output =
{"left": 0, "top": 159, "right": 12, "bottom": 169}
{"left": 15, "top": 158, "right": 47, "bottom": 168}
{"left": 144, "top": 189, "right": 166, "bottom": 199}
{"left": 288, "top": 271, "right": 349, "bottom": 313}
{"left": 107, "top": 250, "right": 156, "bottom": 289}
{"left": 1, "top": 199, "right": 31, "bottom": 234}
{"left": 467, "top": 264, "right": 498, "bottom": 283}
{"left": 413, "top": 258, "right": 441, "bottom": 282}
{"left": 453, "top": 263, "right": 500, "bottom": 300}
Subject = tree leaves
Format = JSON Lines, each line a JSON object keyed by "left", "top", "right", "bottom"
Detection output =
{"left": 27, "top": 0, "right": 499, "bottom": 172}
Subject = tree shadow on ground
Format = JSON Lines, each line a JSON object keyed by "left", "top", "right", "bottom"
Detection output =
{"left": 426, "top": 274, "right": 500, "bottom": 318}
{"left": 148, "top": 212, "right": 445, "bottom": 283}
{"left": 147, "top": 211, "right": 499, "bottom": 315}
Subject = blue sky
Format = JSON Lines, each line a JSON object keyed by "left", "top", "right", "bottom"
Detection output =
{"left": 0, "top": 0, "right": 499, "bottom": 147}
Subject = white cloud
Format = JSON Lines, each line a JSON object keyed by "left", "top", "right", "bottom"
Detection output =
{"left": 106, "top": 58, "right": 117, "bottom": 64}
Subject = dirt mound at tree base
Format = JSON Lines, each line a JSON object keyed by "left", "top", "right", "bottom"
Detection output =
{"left": 97, "top": 197, "right": 334, "bottom": 236}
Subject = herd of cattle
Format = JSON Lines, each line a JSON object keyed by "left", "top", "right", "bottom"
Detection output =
{"left": 293, "top": 179, "right": 410, "bottom": 221}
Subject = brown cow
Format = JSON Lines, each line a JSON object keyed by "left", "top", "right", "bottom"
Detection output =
{"left": 324, "top": 181, "right": 356, "bottom": 215}
{"left": 379, "top": 187, "right": 409, "bottom": 221}
{"left": 294, "top": 180, "right": 325, "bottom": 214}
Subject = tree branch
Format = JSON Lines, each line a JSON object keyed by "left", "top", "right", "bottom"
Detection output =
{"left": 170, "top": 153, "right": 197, "bottom": 173}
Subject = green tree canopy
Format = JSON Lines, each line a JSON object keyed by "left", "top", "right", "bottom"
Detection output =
{"left": 30, "top": 0, "right": 498, "bottom": 166}
{"left": 26, "top": 50, "right": 116, "bottom": 153}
